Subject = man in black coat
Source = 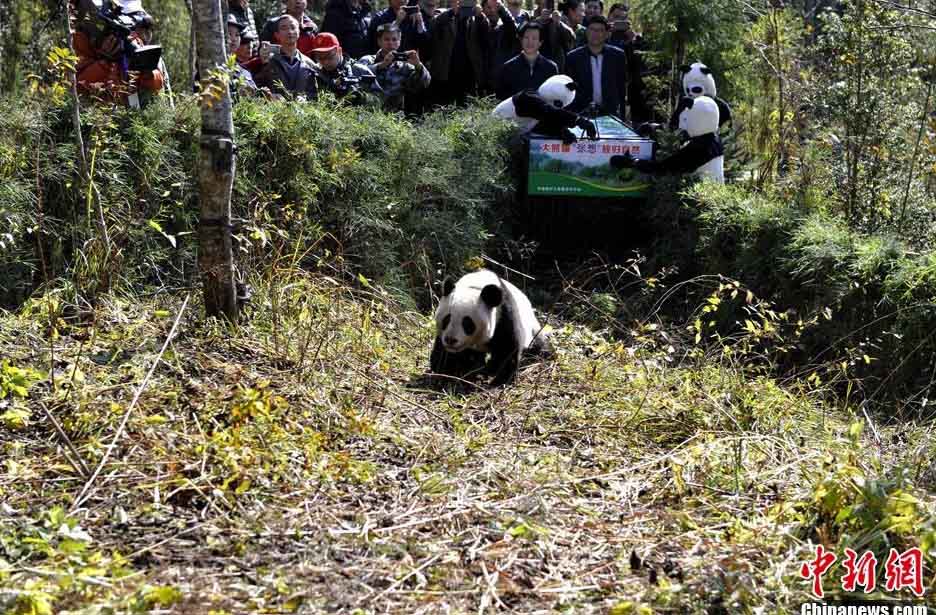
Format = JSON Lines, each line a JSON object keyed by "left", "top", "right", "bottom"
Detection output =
{"left": 563, "top": 15, "right": 628, "bottom": 117}
{"left": 495, "top": 22, "right": 557, "bottom": 100}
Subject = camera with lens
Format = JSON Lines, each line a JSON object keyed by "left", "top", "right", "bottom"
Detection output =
{"left": 392, "top": 51, "right": 410, "bottom": 61}
{"left": 334, "top": 73, "right": 376, "bottom": 96}
{"left": 72, "top": 0, "right": 162, "bottom": 71}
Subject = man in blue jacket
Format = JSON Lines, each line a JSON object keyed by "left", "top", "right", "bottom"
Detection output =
{"left": 563, "top": 15, "right": 628, "bottom": 117}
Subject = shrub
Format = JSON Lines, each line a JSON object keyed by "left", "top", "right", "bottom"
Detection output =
{"left": 0, "top": 94, "right": 516, "bottom": 309}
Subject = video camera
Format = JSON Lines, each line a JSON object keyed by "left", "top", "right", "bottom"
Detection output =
{"left": 72, "top": 0, "right": 162, "bottom": 71}
{"left": 334, "top": 73, "right": 377, "bottom": 96}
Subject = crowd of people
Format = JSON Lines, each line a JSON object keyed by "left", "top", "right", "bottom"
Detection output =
{"left": 72, "top": 0, "right": 655, "bottom": 121}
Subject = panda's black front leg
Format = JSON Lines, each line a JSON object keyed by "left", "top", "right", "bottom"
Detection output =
{"left": 429, "top": 337, "right": 448, "bottom": 375}
{"left": 488, "top": 347, "right": 521, "bottom": 386}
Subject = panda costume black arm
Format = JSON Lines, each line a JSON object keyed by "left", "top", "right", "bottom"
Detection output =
{"left": 614, "top": 133, "right": 723, "bottom": 175}
{"left": 613, "top": 96, "right": 725, "bottom": 181}
{"left": 513, "top": 89, "right": 597, "bottom": 143}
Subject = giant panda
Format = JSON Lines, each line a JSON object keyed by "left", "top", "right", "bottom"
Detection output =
{"left": 612, "top": 95, "right": 724, "bottom": 183}
{"left": 493, "top": 75, "right": 597, "bottom": 144}
{"left": 430, "top": 269, "right": 549, "bottom": 386}
{"left": 669, "top": 62, "right": 732, "bottom": 129}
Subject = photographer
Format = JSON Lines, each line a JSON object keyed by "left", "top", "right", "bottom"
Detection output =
{"left": 321, "top": 0, "right": 374, "bottom": 60}
{"left": 426, "top": 0, "right": 488, "bottom": 106}
{"left": 360, "top": 23, "right": 430, "bottom": 111}
{"left": 480, "top": 0, "right": 520, "bottom": 96}
{"left": 72, "top": 2, "right": 164, "bottom": 107}
{"left": 367, "top": 0, "right": 428, "bottom": 54}
{"left": 528, "top": 1, "right": 575, "bottom": 72}
{"left": 259, "top": 0, "right": 318, "bottom": 55}
{"left": 310, "top": 32, "right": 383, "bottom": 106}
{"left": 607, "top": 3, "right": 651, "bottom": 122}
{"left": 254, "top": 15, "right": 320, "bottom": 101}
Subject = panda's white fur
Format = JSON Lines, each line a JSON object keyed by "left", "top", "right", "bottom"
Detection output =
{"left": 678, "top": 95, "right": 719, "bottom": 137}
{"left": 431, "top": 269, "right": 546, "bottom": 384}
{"left": 681, "top": 62, "right": 717, "bottom": 98}
{"left": 493, "top": 74, "right": 577, "bottom": 130}
{"left": 678, "top": 95, "right": 723, "bottom": 183}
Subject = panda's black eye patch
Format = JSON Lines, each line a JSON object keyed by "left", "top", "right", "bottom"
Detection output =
{"left": 442, "top": 314, "right": 451, "bottom": 329}
{"left": 462, "top": 317, "right": 476, "bottom": 335}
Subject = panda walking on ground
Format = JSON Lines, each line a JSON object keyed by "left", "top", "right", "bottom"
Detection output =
{"left": 612, "top": 95, "right": 725, "bottom": 183}
{"left": 431, "top": 270, "right": 550, "bottom": 386}
{"left": 493, "top": 74, "right": 598, "bottom": 144}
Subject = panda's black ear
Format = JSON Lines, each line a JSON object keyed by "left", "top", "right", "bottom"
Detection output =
{"left": 442, "top": 277, "right": 455, "bottom": 297}
{"left": 679, "top": 64, "right": 691, "bottom": 73}
{"left": 700, "top": 66, "right": 712, "bottom": 75}
{"left": 480, "top": 284, "right": 503, "bottom": 308}
{"left": 566, "top": 82, "right": 577, "bottom": 91}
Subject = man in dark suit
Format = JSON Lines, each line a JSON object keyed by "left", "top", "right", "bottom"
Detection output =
{"left": 495, "top": 22, "right": 558, "bottom": 100}
{"left": 562, "top": 15, "right": 628, "bottom": 117}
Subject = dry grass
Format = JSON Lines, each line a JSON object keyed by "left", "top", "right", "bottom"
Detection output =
{"left": 2, "top": 266, "right": 935, "bottom": 614}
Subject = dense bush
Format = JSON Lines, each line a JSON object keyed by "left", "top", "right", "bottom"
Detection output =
{"left": 691, "top": 182, "right": 936, "bottom": 411}
{"left": 0, "top": 94, "right": 516, "bottom": 309}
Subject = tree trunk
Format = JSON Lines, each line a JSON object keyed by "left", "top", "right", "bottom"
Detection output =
{"left": 192, "top": 0, "right": 238, "bottom": 321}
{"left": 185, "top": 0, "right": 197, "bottom": 87}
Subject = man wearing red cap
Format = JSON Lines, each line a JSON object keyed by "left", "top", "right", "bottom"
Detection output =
{"left": 254, "top": 15, "right": 320, "bottom": 100}
{"left": 309, "top": 32, "right": 383, "bottom": 106}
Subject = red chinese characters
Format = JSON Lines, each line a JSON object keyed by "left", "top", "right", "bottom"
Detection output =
{"left": 801, "top": 546, "right": 927, "bottom": 598}
{"left": 801, "top": 545, "right": 837, "bottom": 598}
{"left": 884, "top": 547, "right": 924, "bottom": 597}
{"left": 841, "top": 548, "right": 877, "bottom": 593}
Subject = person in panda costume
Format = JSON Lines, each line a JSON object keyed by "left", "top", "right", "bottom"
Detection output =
{"left": 669, "top": 62, "right": 732, "bottom": 130}
{"left": 611, "top": 95, "right": 724, "bottom": 183}
{"left": 430, "top": 270, "right": 550, "bottom": 386}
{"left": 493, "top": 74, "right": 598, "bottom": 144}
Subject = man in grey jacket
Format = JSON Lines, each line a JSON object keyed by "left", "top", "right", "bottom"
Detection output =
{"left": 254, "top": 15, "right": 320, "bottom": 101}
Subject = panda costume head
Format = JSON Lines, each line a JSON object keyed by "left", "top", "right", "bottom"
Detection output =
{"left": 493, "top": 75, "right": 577, "bottom": 131}
{"left": 676, "top": 95, "right": 719, "bottom": 137}
{"left": 676, "top": 62, "right": 731, "bottom": 128}
{"left": 680, "top": 62, "right": 717, "bottom": 98}
{"left": 430, "top": 269, "right": 549, "bottom": 385}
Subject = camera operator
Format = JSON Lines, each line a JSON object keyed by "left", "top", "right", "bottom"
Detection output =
{"left": 72, "top": 3, "right": 164, "bottom": 107}
{"left": 360, "top": 23, "right": 430, "bottom": 111}
{"left": 310, "top": 32, "right": 383, "bottom": 106}
{"left": 426, "top": 0, "right": 488, "bottom": 106}
{"left": 259, "top": 0, "right": 319, "bottom": 55}
{"left": 254, "top": 15, "right": 320, "bottom": 101}
{"left": 367, "top": 0, "right": 428, "bottom": 54}
{"left": 480, "top": 0, "right": 520, "bottom": 96}
{"left": 528, "top": 1, "right": 575, "bottom": 72}
{"left": 607, "top": 3, "right": 651, "bottom": 122}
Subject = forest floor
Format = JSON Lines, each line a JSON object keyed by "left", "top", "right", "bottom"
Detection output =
{"left": 2, "top": 268, "right": 935, "bottom": 614}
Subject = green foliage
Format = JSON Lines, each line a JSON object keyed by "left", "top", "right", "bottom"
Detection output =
{"left": 690, "top": 181, "right": 936, "bottom": 409}
{"left": 0, "top": 94, "right": 514, "bottom": 308}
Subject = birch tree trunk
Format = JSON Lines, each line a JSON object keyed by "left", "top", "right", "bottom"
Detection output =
{"left": 192, "top": 0, "right": 238, "bottom": 321}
